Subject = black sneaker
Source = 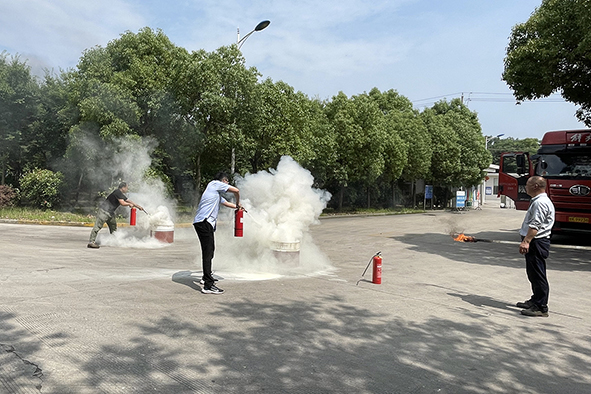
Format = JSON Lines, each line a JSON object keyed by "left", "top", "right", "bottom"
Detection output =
{"left": 516, "top": 299, "right": 534, "bottom": 309}
{"left": 201, "top": 285, "right": 224, "bottom": 294}
{"left": 521, "top": 304, "right": 549, "bottom": 317}
{"left": 199, "top": 278, "right": 218, "bottom": 285}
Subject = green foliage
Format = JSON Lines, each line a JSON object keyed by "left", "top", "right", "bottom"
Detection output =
{"left": 144, "top": 166, "right": 174, "bottom": 198}
{"left": 71, "top": 27, "right": 182, "bottom": 139}
{"left": 0, "top": 52, "right": 41, "bottom": 186}
{"left": 240, "top": 79, "right": 317, "bottom": 173}
{"left": 26, "top": 72, "right": 73, "bottom": 170}
{"left": 421, "top": 99, "right": 490, "bottom": 187}
{"left": 503, "top": 0, "right": 591, "bottom": 124}
{"left": 170, "top": 44, "right": 260, "bottom": 185}
{"left": 488, "top": 137, "right": 540, "bottom": 165}
{"left": 0, "top": 184, "right": 18, "bottom": 207}
{"left": 0, "top": 26, "right": 494, "bottom": 211}
{"left": 0, "top": 206, "right": 95, "bottom": 222}
{"left": 19, "top": 168, "right": 64, "bottom": 209}
{"left": 325, "top": 92, "right": 387, "bottom": 185}
{"left": 422, "top": 111, "right": 462, "bottom": 186}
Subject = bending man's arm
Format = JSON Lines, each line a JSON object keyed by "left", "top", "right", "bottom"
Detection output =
{"left": 118, "top": 198, "right": 145, "bottom": 212}
{"left": 222, "top": 186, "right": 241, "bottom": 209}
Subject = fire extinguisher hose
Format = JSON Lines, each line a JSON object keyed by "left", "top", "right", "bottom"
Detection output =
{"left": 356, "top": 251, "right": 381, "bottom": 286}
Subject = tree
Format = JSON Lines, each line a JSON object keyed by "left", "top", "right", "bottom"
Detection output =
{"left": 369, "top": 88, "right": 430, "bottom": 206}
{"left": 299, "top": 98, "right": 339, "bottom": 190}
{"left": 324, "top": 92, "right": 388, "bottom": 209}
{"left": 503, "top": 0, "right": 591, "bottom": 124}
{"left": 240, "top": 79, "right": 317, "bottom": 174}
{"left": 487, "top": 137, "right": 540, "bottom": 165}
{"left": 27, "top": 72, "right": 74, "bottom": 170}
{"left": 172, "top": 45, "right": 260, "bottom": 189}
{"left": 428, "top": 99, "right": 490, "bottom": 187}
{"left": 0, "top": 53, "right": 40, "bottom": 186}
{"left": 421, "top": 109, "right": 462, "bottom": 187}
{"left": 65, "top": 28, "right": 188, "bottom": 197}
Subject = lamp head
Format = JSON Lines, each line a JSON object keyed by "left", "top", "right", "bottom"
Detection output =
{"left": 255, "top": 20, "right": 271, "bottom": 31}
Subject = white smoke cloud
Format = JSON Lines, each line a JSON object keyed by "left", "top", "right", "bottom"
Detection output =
{"left": 98, "top": 226, "right": 170, "bottom": 249}
{"left": 89, "top": 135, "right": 177, "bottom": 248}
{"left": 198, "top": 156, "right": 334, "bottom": 279}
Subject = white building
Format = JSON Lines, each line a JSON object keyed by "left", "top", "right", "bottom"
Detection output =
{"left": 479, "top": 163, "right": 500, "bottom": 205}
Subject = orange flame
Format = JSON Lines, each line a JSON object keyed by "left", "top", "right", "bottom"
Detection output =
{"left": 453, "top": 233, "right": 476, "bottom": 242}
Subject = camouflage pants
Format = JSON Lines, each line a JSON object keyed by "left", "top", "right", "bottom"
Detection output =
{"left": 89, "top": 208, "right": 117, "bottom": 243}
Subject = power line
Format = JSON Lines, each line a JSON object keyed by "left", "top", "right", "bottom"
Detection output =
{"left": 411, "top": 92, "right": 465, "bottom": 103}
{"left": 412, "top": 92, "right": 568, "bottom": 107}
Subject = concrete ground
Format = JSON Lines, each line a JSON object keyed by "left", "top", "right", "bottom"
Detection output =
{"left": 1, "top": 203, "right": 590, "bottom": 394}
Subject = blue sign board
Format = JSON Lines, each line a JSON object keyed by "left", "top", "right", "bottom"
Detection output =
{"left": 425, "top": 185, "right": 433, "bottom": 199}
{"left": 485, "top": 186, "right": 492, "bottom": 195}
{"left": 456, "top": 191, "right": 466, "bottom": 208}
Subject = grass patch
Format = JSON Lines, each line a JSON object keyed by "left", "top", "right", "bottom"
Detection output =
{"left": 0, "top": 206, "right": 426, "bottom": 223}
{"left": 0, "top": 206, "right": 197, "bottom": 223}
{"left": 0, "top": 207, "right": 95, "bottom": 223}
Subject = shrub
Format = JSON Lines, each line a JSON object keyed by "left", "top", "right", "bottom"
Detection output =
{"left": 0, "top": 185, "right": 18, "bottom": 207}
{"left": 19, "top": 169, "right": 65, "bottom": 209}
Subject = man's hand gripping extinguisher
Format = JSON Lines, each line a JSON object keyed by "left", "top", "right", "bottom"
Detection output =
{"left": 356, "top": 251, "right": 382, "bottom": 285}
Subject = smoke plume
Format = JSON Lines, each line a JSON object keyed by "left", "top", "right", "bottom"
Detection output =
{"left": 201, "top": 156, "right": 334, "bottom": 280}
{"left": 76, "top": 134, "right": 177, "bottom": 248}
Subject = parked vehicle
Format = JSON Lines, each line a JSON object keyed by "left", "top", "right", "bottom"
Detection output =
{"left": 499, "top": 129, "right": 591, "bottom": 233}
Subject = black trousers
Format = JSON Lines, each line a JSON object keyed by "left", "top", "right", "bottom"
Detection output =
{"left": 194, "top": 220, "right": 216, "bottom": 288}
{"left": 524, "top": 237, "right": 551, "bottom": 311}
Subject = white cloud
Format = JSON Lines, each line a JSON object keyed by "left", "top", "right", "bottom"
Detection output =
{"left": 0, "top": 0, "right": 146, "bottom": 72}
{"left": 0, "top": 0, "right": 583, "bottom": 138}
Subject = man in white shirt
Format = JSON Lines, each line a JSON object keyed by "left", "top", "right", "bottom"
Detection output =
{"left": 193, "top": 172, "right": 242, "bottom": 294}
{"left": 516, "top": 176, "right": 555, "bottom": 317}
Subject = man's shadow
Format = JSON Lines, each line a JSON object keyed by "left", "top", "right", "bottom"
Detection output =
{"left": 172, "top": 270, "right": 202, "bottom": 291}
{"left": 172, "top": 270, "right": 225, "bottom": 291}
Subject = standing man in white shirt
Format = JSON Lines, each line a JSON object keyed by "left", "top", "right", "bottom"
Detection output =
{"left": 516, "top": 176, "right": 555, "bottom": 317}
{"left": 193, "top": 172, "right": 242, "bottom": 294}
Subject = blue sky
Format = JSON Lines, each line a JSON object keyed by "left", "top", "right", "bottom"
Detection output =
{"left": 0, "top": 0, "right": 585, "bottom": 140}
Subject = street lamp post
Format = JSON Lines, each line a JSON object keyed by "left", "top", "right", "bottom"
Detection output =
{"left": 485, "top": 133, "right": 505, "bottom": 149}
{"left": 231, "top": 20, "right": 270, "bottom": 175}
{"left": 237, "top": 20, "right": 271, "bottom": 49}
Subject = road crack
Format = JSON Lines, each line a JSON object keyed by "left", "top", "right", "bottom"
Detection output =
{"left": 1, "top": 343, "right": 43, "bottom": 392}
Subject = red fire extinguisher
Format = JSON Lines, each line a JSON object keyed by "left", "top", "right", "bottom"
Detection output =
{"left": 372, "top": 252, "right": 382, "bottom": 284}
{"left": 130, "top": 207, "right": 137, "bottom": 226}
{"left": 356, "top": 251, "right": 382, "bottom": 286}
{"left": 234, "top": 208, "right": 244, "bottom": 237}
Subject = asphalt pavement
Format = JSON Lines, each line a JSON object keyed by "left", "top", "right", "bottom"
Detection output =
{"left": 1, "top": 202, "right": 590, "bottom": 394}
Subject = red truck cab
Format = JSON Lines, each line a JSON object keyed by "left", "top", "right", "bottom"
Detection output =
{"left": 499, "top": 130, "right": 591, "bottom": 233}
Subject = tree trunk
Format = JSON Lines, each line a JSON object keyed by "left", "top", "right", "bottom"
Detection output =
{"left": 367, "top": 186, "right": 371, "bottom": 209}
{"left": 339, "top": 186, "right": 345, "bottom": 210}
{"left": 74, "top": 172, "right": 84, "bottom": 204}
{"left": 1, "top": 158, "right": 5, "bottom": 185}
{"left": 196, "top": 153, "right": 202, "bottom": 193}
{"left": 392, "top": 181, "right": 396, "bottom": 208}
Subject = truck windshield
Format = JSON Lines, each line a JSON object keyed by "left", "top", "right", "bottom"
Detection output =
{"left": 537, "top": 153, "right": 591, "bottom": 178}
